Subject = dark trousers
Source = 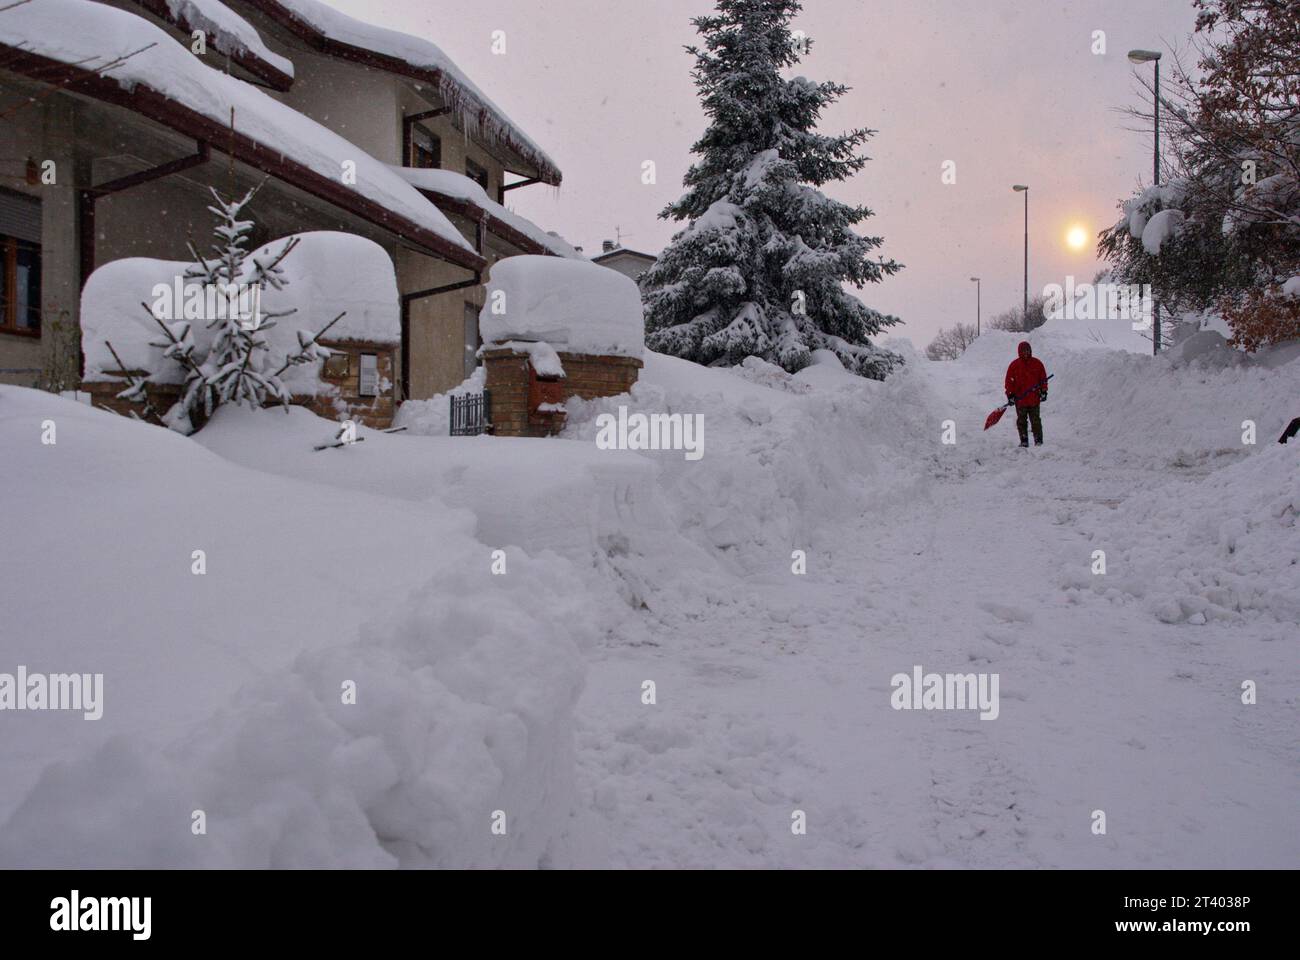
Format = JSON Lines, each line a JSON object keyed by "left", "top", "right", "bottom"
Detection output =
{"left": 1016, "top": 405, "right": 1043, "bottom": 444}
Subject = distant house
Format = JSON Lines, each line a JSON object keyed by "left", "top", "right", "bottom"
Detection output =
{"left": 590, "top": 241, "right": 656, "bottom": 289}
{"left": 0, "top": 0, "right": 578, "bottom": 400}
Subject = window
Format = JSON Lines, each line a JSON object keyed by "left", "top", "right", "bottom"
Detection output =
{"left": 0, "top": 236, "right": 40, "bottom": 336}
{"left": 463, "top": 301, "right": 481, "bottom": 380}
{"left": 0, "top": 189, "right": 40, "bottom": 336}
{"left": 410, "top": 125, "right": 441, "bottom": 169}
{"left": 465, "top": 158, "right": 489, "bottom": 192}
{"left": 358, "top": 352, "right": 379, "bottom": 397}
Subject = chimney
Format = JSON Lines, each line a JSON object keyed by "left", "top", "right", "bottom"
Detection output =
{"left": 602, "top": 239, "right": 616, "bottom": 252}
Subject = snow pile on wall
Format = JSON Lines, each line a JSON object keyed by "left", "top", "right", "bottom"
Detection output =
{"left": 81, "top": 231, "right": 399, "bottom": 393}
{"left": 0, "top": 390, "right": 592, "bottom": 867}
{"left": 1064, "top": 445, "right": 1299, "bottom": 623}
{"left": 480, "top": 256, "right": 645, "bottom": 359}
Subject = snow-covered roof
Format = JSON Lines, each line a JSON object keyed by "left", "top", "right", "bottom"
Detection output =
{"left": 390, "top": 166, "right": 581, "bottom": 259}
{"left": 239, "top": 0, "right": 562, "bottom": 185}
{"left": 0, "top": 0, "right": 480, "bottom": 268}
{"left": 129, "top": 0, "right": 294, "bottom": 89}
{"left": 591, "top": 245, "right": 657, "bottom": 264}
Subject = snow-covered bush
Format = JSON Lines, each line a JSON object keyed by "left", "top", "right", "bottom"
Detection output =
{"left": 81, "top": 191, "right": 400, "bottom": 432}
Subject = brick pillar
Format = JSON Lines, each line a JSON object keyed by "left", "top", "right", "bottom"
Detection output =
{"left": 481, "top": 346, "right": 642, "bottom": 438}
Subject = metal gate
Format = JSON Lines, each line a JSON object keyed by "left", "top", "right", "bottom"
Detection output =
{"left": 449, "top": 390, "right": 490, "bottom": 436}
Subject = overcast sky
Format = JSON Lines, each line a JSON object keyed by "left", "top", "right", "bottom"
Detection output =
{"left": 336, "top": 0, "right": 1198, "bottom": 347}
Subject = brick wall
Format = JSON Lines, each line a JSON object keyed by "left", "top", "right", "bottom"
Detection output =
{"left": 82, "top": 340, "right": 398, "bottom": 430}
{"left": 482, "top": 346, "right": 642, "bottom": 438}
{"left": 299, "top": 340, "right": 397, "bottom": 429}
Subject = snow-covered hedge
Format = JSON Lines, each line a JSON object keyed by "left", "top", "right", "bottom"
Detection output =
{"left": 81, "top": 231, "right": 400, "bottom": 395}
{"left": 480, "top": 256, "right": 645, "bottom": 359}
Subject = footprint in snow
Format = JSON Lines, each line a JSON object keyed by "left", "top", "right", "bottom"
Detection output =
{"left": 977, "top": 601, "right": 1035, "bottom": 624}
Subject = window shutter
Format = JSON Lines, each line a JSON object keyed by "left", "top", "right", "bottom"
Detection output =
{"left": 0, "top": 189, "right": 40, "bottom": 244}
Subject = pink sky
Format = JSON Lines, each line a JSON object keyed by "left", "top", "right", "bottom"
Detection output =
{"left": 336, "top": 0, "right": 1197, "bottom": 348}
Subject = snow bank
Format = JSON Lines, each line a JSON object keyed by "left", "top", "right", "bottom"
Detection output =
{"left": 480, "top": 256, "right": 645, "bottom": 359}
{"left": 561, "top": 351, "right": 940, "bottom": 588}
{"left": 0, "top": 390, "right": 592, "bottom": 866}
{"left": 956, "top": 329, "right": 1300, "bottom": 625}
{"left": 394, "top": 367, "right": 485, "bottom": 436}
{"left": 0, "top": 0, "right": 471, "bottom": 254}
{"left": 1065, "top": 445, "right": 1300, "bottom": 623}
{"left": 80, "top": 231, "right": 399, "bottom": 392}
{"left": 391, "top": 167, "right": 581, "bottom": 259}
{"left": 964, "top": 328, "right": 1297, "bottom": 466}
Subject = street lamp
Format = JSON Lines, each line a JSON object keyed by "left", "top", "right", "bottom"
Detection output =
{"left": 970, "top": 277, "right": 981, "bottom": 336}
{"left": 1129, "top": 48, "right": 1163, "bottom": 354}
{"left": 1012, "top": 185, "right": 1029, "bottom": 323}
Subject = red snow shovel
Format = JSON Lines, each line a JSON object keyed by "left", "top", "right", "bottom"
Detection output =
{"left": 984, "top": 374, "right": 1053, "bottom": 430}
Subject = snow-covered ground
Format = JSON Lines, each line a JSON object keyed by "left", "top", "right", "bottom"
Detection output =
{"left": 1, "top": 323, "right": 1295, "bottom": 868}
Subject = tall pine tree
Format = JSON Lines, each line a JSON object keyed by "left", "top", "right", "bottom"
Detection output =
{"left": 642, "top": 0, "right": 902, "bottom": 378}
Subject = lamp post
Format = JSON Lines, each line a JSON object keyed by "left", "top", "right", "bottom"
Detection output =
{"left": 1012, "top": 185, "right": 1029, "bottom": 323}
{"left": 1128, "top": 48, "right": 1163, "bottom": 355}
{"left": 970, "top": 276, "right": 981, "bottom": 336}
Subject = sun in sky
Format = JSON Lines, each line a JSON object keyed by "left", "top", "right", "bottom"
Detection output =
{"left": 1066, "top": 224, "right": 1090, "bottom": 252}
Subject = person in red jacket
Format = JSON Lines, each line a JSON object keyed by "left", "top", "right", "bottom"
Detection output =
{"left": 1004, "top": 340, "right": 1048, "bottom": 447}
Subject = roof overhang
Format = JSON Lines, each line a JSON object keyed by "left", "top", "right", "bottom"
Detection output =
{"left": 0, "top": 44, "right": 486, "bottom": 273}
{"left": 235, "top": 0, "right": 562, "bottom": 186}
{"left": 592, "top": 248, "right": 657, "bottom": 264}
{"left": 126, "top": 0, "right": 294, "bottom": 91}
{"left": 411, "top": 188, "right": 555, "bottom": 258}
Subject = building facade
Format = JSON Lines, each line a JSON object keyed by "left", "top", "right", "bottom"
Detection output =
{"left": 0, "top": 0, "right": 576, "bottom": 398}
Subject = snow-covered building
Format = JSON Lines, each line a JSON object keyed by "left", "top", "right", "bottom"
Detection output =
{"left": 590, "top": 240, "right": 657, "bottom": 289}
{"left": 0, "top": 0, "right": 576, "bottom": 398}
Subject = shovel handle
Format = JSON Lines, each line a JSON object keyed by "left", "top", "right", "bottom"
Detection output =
{"left": 1006, "top": 373, "right": 1053, "bottom": 407}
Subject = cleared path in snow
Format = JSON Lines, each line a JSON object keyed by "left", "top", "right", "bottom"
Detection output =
{"left": 574, "top": 351, "right": 1298, "bottom": 868}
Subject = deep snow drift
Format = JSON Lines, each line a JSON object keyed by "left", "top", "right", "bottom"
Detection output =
{"left": 0, "top": 321, "right": 1295, "bottom": 868}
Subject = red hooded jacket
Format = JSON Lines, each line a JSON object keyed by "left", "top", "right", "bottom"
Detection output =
{"left": 1005, "top": 341, "right": 1048, "bottom": 408}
